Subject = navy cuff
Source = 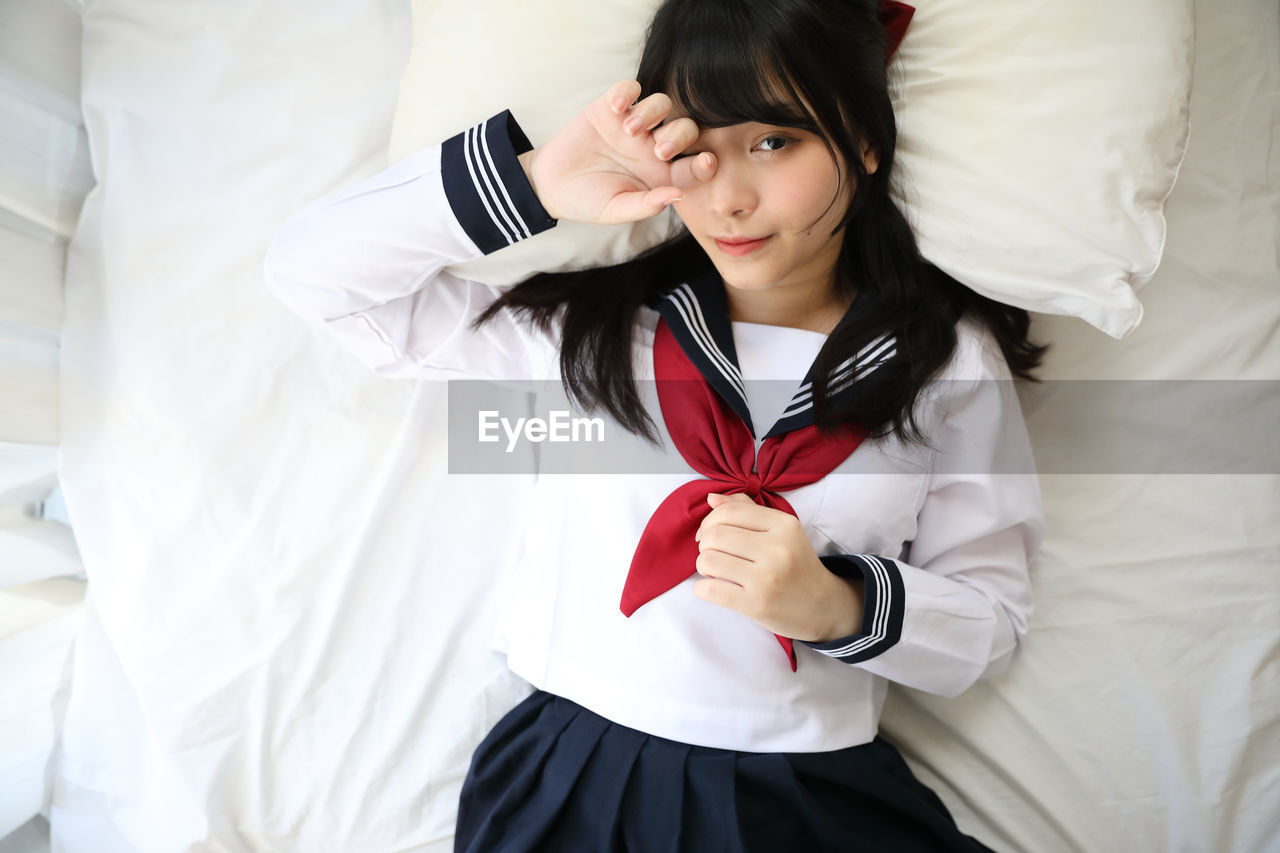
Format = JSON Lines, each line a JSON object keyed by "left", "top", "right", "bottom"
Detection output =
{"left": 441, "top": 110, "right": 557, "bottom": 254}
{"left": 803, "top": 555, "right": 905, "bottom": 663}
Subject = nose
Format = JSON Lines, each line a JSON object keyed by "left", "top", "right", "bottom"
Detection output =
{"left": 707, "top": 159, "right": 757, "bottom": 219}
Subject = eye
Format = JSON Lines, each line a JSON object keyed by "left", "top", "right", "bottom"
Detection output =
{"left": 755, "top": 135, "right": 793, "bottom": 154}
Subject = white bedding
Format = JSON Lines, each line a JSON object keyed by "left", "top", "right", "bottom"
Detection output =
{"left": 0, "top": 578, "right": 83, "bottom": 840}
{"left": 51, "top": 0, "right": 1279, "bottom": 851}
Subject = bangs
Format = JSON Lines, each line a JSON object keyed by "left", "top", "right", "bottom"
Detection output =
{"left": 661, "top": 28, "right": 822, "bottom": 133}
{"left": 636, "top": 0, "right": 887, "bottom": 230}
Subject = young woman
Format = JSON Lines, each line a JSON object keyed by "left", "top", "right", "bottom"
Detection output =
{"left": 265, "top": 0, "right": 1045, "bottom": 849}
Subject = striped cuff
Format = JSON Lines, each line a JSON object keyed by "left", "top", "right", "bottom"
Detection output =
{"left": 441, "top": 110, "right": 557, "bottom": 254}
{"left": 802, "top": 555, "right": 905, "bottom": 663}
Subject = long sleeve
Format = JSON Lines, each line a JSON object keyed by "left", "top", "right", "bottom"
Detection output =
{"left": 801, "top": 326, "right": 1043, "bottom": 698}
{"left": 263, "top": 111, "right": 560, "bottom": 381}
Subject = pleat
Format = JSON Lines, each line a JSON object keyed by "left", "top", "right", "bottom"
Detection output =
{"left": 620, "top": 733, "right": 690, "bottom": 853}
{"left": 733, "top": 751, "right": 827, "bottom": 853}
{"left": 681, "top": 748, "right": 745, "bottom": 853}
{"left": 781, "top": 740, "right": 996, "bottom": 852}
{"left": 456, "top": 693, "right": 992, "bottom": 853}
{"left": 543, "top": 714, "right": 646, "bottom": 852}
{"left": 459, "top": 691, "right": 556, "bottom": 798}
{"left": 500, "top": 700, "right": 614, "bottom": 851}
{"left": 455, "top": 691, "right": 576, "bottom": 852}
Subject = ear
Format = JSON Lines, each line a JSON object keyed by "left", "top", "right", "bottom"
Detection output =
{"left": 861, "top": 140, "right": 880, "bottom": 175}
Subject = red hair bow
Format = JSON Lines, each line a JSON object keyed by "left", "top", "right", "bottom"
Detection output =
{"left": 879, "top": 0, "right": 915, "bottom": 61}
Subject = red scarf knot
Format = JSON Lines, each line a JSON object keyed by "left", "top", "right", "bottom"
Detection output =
{"left": 620, "top": 317, "right": 867, "bottom": 672}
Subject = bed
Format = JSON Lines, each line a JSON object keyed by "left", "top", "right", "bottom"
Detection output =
{"left": 4, "top": 0, "right": 1276, "bottom": 850}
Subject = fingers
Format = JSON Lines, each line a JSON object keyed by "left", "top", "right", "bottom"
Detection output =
{"left": 711, "top": 493, "right": 755, "bottom": 505}
{"left": 621, "top": 92, "right": 674, "bottom": 138}
{"left": 600, "top": 79, "right": 715, "bottom": 176}
{"left": 697, "top": 494, "right": 771, "bottom": 539}
{"left": 697, "top": 523, "right": 758, "bottom": 562}
{"left": 605, "top": 80, "right": 641, "bottom": 113}
{"left": 693, "top": 576, "right": 751, "bottom": 612}
{"left": 605, "top": 80, "right": 680, "bottom": 141}
{"left": 694, "top": 549, "right": 749, "bottom": 588}
{"left": 602, "top": 80, "right": 672, "bottom": 130}
{"left": 599, "top": 185, "right": 686, "bottom": 225}
{"left": 651, "top": 116, "right": 698, "bottom": 161}
{"left": 669, "top": 150, "right": 717, "bottom": 190}
{"left": 591, "top": 80, "right": 711, "bottom": 219}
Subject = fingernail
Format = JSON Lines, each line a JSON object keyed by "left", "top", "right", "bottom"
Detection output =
{"left": 624, "top": 116, "right": 643, "bottom": 134}
{"left": 663, "top": 194, "right": 685, "bottom": 207}
{"left": 655, "top": 141, "right": 674, "bottom": 160}
{"left": 701, "top": 153, "right": 713, "bottom": 168}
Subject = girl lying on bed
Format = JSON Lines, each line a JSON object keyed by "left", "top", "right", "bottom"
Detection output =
{"left": 265, "top": 0, "right": 1045, "bottom": 848}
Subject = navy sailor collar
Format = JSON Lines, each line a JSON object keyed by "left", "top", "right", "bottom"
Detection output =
{"left": 651, "top": 266, "right": 898, "bottom": 440}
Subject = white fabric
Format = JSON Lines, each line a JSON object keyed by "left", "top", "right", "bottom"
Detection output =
{"left": 57, "top": 3, "right": 526, "bottom": 852}
{"left": 263, "top": 139, "right": 1042, "bottom": 750}
{"left": 875, "top": 3, "right": 1280, "bottom": 850}
{"left": 0, "top": 0, "right": 89, "bottom": 838}
{"left": 893, "top": 0, "right": 1193, "bottom": 338}
{"left": 50, "top": 0, "right": 1278, "bottom": 850}
{"left": 0, "top": 0, "right": 86, "bottom": 591}
{"left": 0, "top": 0, "right": 89, "bottom": 240}
{"left": 0, "top": 207, "right": 67, "bottom": 447}
{"left": 0, "top": 578, "right": 84, "bottom": 840}
{"left": 390, "top": 0, "right": 1193, "bottom": 338}
{"left": 0, "top": 442, "right": 81, "bottom": 590}
{"left": 0, "top": 0, "right": 86, "bottom": 600}
{"left": 734, "top": 322, "right": 825, "bottom": 453}
{"left": 0, "top": 817, "right": 52, "bottom": 853}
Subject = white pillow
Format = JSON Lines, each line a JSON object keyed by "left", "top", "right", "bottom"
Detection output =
{"left": 389, "top": 0, "right": 678, "bottom": 284}
{"left": 390, "top": 0, "right": 1194, "bottom": 339}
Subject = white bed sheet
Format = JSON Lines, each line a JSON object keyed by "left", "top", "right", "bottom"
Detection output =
{"left": 52, "top": 0, "right": 1279, "bottom": 851}
{"left": 0, "top": 578, "right": 83, "bottom": 840}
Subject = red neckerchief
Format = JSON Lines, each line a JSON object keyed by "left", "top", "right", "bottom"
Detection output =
{"left": 620, "top": 318, "right": 868, "bottom": 671}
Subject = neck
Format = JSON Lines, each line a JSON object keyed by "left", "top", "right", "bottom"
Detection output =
{"left": 725, "top": 280, "right": 853, "bottom": 335}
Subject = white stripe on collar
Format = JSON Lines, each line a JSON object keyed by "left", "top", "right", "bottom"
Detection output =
{"left": 665, "top": 283, "right": 746, "bottom": 398}
{"left": 780, "top": 333, "right": 897, "bottom": 418}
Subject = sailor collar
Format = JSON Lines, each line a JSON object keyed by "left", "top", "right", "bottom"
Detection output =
{"left": 650, "top": 266, "right": 897, "bottom": 440}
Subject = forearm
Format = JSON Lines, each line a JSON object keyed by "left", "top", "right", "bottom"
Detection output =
{"left": 264, "top": 111, "right": 559, "bottom": 381}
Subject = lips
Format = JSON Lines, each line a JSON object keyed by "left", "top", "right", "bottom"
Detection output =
{"left": 714, "top": 236, "right": 771, "bottom": 257}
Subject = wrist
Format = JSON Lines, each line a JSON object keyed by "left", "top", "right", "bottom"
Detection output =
{"left": 516, "top": 149, "right": 547, "bottom": 215}
{"left": 817, "top": 576, "right": 865, "bottom": 642}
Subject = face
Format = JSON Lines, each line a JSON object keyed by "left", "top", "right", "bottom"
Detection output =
{"left": 667, "top": 118, "right": 860, "bottom": 302}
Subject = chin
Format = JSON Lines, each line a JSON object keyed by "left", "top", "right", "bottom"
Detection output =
{"left": 716, "top": 272, "right": 779, "bottom": 292}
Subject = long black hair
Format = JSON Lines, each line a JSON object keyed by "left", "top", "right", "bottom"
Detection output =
{"left": 474, "top": 0, "right": 1045, "bottom": 447}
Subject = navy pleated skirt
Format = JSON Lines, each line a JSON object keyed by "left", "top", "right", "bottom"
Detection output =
{"left": 454, "top": 690, "right": 995, "bottom": 853}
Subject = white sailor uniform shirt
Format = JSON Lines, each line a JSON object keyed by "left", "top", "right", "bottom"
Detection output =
{"left": 264, "top": 110, "right": 1044, "bottom": 753}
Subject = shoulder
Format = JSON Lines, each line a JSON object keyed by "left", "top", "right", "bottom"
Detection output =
{"left": 634, "top": 304, "right": 661, "bottom": 345}
{"left": 936, "top": 313, "right": 1012, "bottom": 385}
{"left": 911, "top": 313, "right": 1016, "bottom": 434}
